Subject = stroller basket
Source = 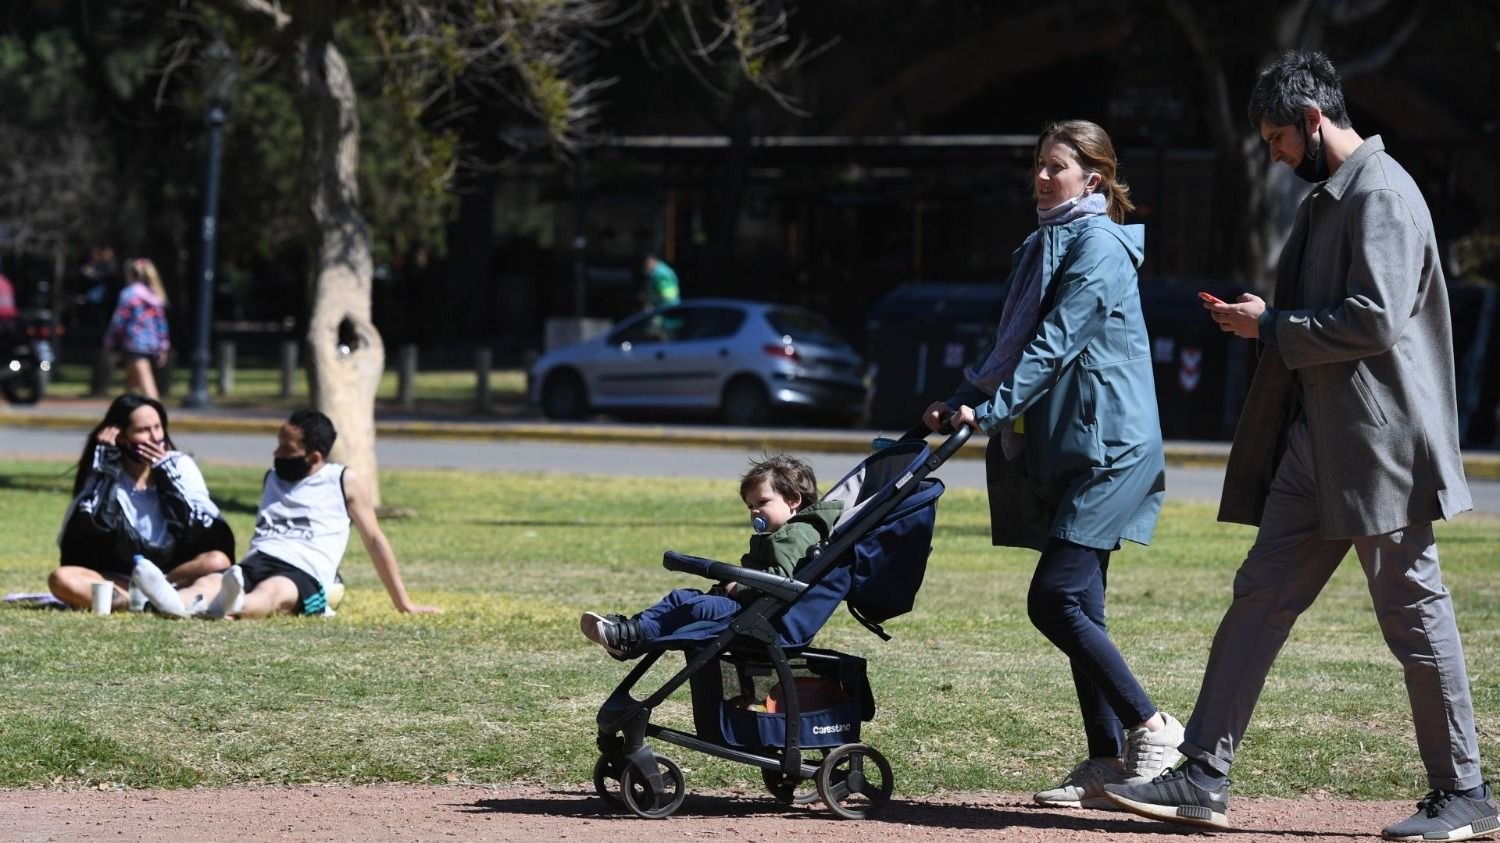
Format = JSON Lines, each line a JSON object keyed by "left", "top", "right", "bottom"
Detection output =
{"left": 689, "top": 648, "right": 874, "bottom": 750}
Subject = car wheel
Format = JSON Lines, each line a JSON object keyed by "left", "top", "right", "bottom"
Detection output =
{"left": 1, "top": 366, "right": 43, "bottom": 405}
{"left": 540, "top": 369, "right": 588, "bottom": 420}
{"left": 721, "top": 377, "right": 770, "bottom": 426}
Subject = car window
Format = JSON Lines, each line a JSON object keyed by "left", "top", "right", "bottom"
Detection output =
{"left": 766, "top": 307, "right": 843, "bottom": 345}
{"left": 674, "top": 307, "right": 745, "bottom": 341}
{"left": 610, "top": 312, "right": 675, "bottom": 345}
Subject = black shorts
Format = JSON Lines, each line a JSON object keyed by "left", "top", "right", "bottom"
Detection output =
{"left": 58, "top": 511, "right": 236, "bottom": 578}
{"left": 238, "top": 552, "right": 329, "bottom": 616}
{"left": 121, "top": 351, "right": 158, "bottom": 364}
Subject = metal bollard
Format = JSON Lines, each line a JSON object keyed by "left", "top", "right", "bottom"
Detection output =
{"left": 216, "top": 340, "right": 235, "bottom": 396}
{"left": 279, "top": 341, "right": 298, "bottom": 398}
{"left": 90, "top": 348, "right": 113, "bottom": 396}
{"left": 159, "top": 347, "right": 176, "bottom": 398}
{"left": 475, "top": 349, "right": 492, "bottom": 413}
{"left": 398, "top": 344, "right": 418, "bottom": 411}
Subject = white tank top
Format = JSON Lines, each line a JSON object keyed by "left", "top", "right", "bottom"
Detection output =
{"left": 249, "top": 463, "right": 349, "bottom": 587}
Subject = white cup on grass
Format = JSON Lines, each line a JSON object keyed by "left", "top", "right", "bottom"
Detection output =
{"left": 91, "top": 581, "right": 113, "bottom": 616}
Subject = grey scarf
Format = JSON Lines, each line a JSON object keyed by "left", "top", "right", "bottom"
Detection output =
{"left": 963, "top": 191, "right": 1108, "bottom": 456}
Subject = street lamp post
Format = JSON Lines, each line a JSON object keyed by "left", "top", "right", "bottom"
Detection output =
{"left": 184, "top": 40, "right": 235, "bottom": 408}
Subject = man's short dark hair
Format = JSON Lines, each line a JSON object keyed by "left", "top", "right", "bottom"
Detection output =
{"left": 1247, "top": 49, "right": 1351, "bottom": 130}
{"left": 288, "top": 409, "right": 337, "bottom": 458}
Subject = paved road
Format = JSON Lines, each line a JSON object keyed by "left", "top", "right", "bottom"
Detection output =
{"left": 5, "top": 424, "right": 1499, "bottom": 513}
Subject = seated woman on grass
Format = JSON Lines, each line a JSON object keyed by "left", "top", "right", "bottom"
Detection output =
{"left": 51, "top": 393, "right": 234, "bottom": 611}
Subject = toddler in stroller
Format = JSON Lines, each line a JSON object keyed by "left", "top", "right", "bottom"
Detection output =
{"left": 589, "top": 426, "right": 970, "bottom": 819}
{"left": 580, "top": 454, "right": 842, "bottom": 659}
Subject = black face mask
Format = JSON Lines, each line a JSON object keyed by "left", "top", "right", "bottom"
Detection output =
{"left": 1293, "top": 124, "right": 1328, "bottom": 183}
{"left": 273, "top": 456, "right": 313, "bottom": 483}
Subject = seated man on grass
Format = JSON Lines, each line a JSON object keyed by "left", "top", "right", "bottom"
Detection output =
{"left": 131, "top": 409, "right": 441, "bottom": 619}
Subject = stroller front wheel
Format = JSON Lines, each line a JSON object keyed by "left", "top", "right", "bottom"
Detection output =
{"left": 816, "top": 743, "right": 893, "bottom": 819}
{"left": 621, "top": 754, "right": 687, "bottom": 819}
{"left": 592, "top": 755, "right": 627, "bottom": 810}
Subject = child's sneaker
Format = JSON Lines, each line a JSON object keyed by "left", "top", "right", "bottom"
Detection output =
{"left": 580, "top": 612, "right": 641, "bottom": 659}
{"left": 1033, "top": 757, "right": 1126, "bottom": 810}
{"left": 1125, "top": 710, "right": 1185, "bottom": 782}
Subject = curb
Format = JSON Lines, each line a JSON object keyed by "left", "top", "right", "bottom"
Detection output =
{"left": 4, "top": 408, "right": 1498, "bottom": 479}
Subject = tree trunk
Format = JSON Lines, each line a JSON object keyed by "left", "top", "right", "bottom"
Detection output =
{"left": 1163, "top": 0, "right": 1284, "bottom": 293}
{"left": 293, "top": 28, "right": 385, "bottom": 504}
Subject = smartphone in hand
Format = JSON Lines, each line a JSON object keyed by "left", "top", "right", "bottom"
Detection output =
{"left": 1198, "top": 291, "right": 1226, "bottom": 305}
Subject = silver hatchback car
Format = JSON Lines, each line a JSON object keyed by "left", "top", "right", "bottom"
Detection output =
{"left": 529, "top": 298, "right": 867, "bottom": 425}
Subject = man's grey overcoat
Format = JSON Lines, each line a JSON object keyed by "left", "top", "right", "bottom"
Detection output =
{"left": 1220, "top": 136, "right": 1473, "bottom": 538}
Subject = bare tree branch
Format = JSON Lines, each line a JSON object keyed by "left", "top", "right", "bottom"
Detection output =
{"left": 0, "top": 127, "right": 113, "bottom": 255}
{"left": 204, "top": 0, "right": 294, "bottom": 36}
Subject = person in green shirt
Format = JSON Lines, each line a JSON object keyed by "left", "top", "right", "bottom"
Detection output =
{"left": 642, "top": 252, "right": 681, "bottom": 309}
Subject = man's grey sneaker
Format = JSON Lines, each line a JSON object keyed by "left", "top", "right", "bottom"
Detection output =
{"left": 1033, "top": 758, "right": 1126, "bottom": 810}
{"left": 1382, "top": 784, "right": 1499, "bottom": 842}
{"left": 1124, "top": 711, "right": 1185, "bottom": 782}
{"left": 1103, "top": 767, "right": 1231, "bottom": 830}
{"left": 580, "top": 612, "right": 642, "bottom": 659}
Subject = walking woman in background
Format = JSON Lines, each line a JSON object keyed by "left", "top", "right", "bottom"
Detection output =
{"left": 922, "top": 119, "right": 1178, "bottom": 811}
{"left": 104, "top": 257, "right": 171, "bottom": 398}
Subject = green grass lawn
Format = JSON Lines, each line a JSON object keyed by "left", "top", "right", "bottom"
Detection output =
{"left": 44, "top": 363, "right": 531, "bottom": 416}
{"left": 2, "top": 457, "right": 1497, "bottom": 798}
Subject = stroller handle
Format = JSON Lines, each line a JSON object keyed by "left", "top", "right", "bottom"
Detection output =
{"left": 929, "top": 423, "right": 972, "bottom": 466}
{"left": 898, "top": 421, "right": 973, "bottom": 468}
{"left": 897, "top": 421, "right": 944, "bottom": 441}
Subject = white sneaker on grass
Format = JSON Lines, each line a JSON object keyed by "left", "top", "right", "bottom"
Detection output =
{"left": 1125, "top": 710, "right": 1185, "bottom": 782}
{"left": 1034, "top": 757, "right": 1127, "bottom": 810}
{"left": 129, "top": 557, "right": 188, "bottom": 618}
{"left": 127, "top": 579, "right": 148, "bottom": 613}
{"left": 201, "top": 566, "right": 245, "bottom": 619}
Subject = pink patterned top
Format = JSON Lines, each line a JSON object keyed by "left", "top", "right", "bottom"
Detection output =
{"left": 104, "top": 282, "right": 170, "bottom": 356}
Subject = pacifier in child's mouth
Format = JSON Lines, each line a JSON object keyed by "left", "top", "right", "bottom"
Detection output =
{"left": 750, "top": 514, "right": 769, "bottom": 533}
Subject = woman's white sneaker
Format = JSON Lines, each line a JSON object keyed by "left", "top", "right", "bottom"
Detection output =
{"left": 1034, "top": 757, "right": 1126, "bottom": 810}
{"left": 1125, "top": 710, "right": 1185, "bottom": 782}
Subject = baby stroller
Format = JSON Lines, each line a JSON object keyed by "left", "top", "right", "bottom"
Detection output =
{"left": 591, "top": 424, "right": 971, "bottom": 819}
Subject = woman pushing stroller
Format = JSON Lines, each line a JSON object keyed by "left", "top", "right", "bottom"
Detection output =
{"left": 581, "top": 454, "right": 841, "bottom": 659}
{"left": 923, "top": 119, "right": 1181, "bottom": 809}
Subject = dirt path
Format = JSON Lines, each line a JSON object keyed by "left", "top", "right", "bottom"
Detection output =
{"left": 0, "top": 784, "right": 1420, "bottom": 842}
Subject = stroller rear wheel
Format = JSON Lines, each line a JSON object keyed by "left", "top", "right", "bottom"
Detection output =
{"left": 816, "top": 743, "right": 893, "bottom": 819}
{"left": 592, "top": 756, "right": 626, "bottom": 810}
{"left": 620, "top": 754, "right": 687, "bottom": 819}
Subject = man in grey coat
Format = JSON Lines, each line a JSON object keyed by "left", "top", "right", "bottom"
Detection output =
{"left": 1104, "top": 51, "right": 1494, "bottom": 842}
